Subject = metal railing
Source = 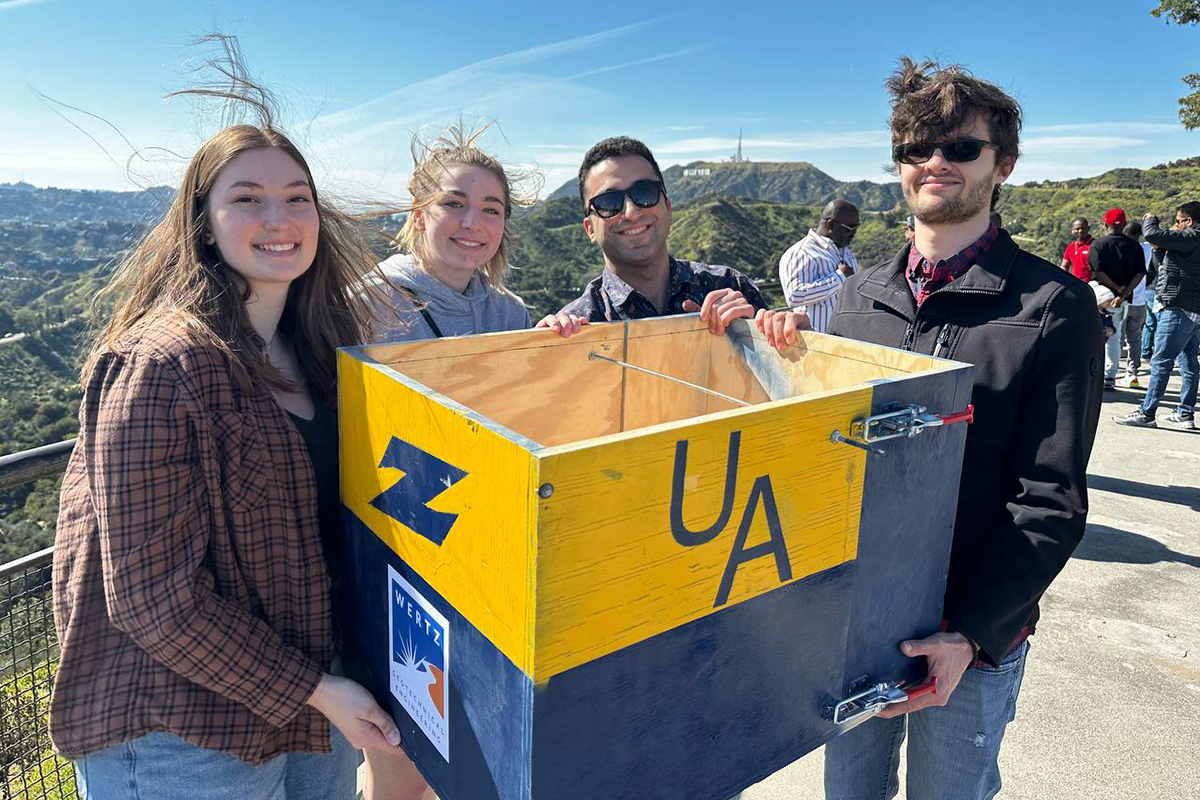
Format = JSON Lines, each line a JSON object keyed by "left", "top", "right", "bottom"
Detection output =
{"left": 1, "top": 439, "right": 77, "bottom": 800}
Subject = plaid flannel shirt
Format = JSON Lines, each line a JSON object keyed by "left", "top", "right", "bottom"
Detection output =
{"left": 50, "top": 318, "right": 332, "bottom": 764}
{"left": 907, "top": 224, "right": 1000, "bottom": 306}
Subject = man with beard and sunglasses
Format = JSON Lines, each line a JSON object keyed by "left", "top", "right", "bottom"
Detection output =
{"left": 813, "top": 59, "right": 1103, "bottom": 800}
{"left": 777, "top": 198, "right": 860, "bottom": 332}
{"left": 537, "top": 136, "right": 809, "bottom": 347}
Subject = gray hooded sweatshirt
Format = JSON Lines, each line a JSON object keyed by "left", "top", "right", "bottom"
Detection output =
{"left": 370, "top": 253, "right": 531, "bottom": 342}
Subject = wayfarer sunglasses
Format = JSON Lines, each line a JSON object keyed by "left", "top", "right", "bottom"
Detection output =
{"left": 892, "top": 138, "right": 1000, "bottom": 165}
{"left": 587, "top": 180, "right": 665, "bottom": 218}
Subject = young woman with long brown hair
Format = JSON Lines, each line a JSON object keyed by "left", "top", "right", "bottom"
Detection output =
{"left": 50, "top": 45, "right": 403, "bottom": 799}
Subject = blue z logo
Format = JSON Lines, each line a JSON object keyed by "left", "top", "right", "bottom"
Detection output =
{"left": 370, "top": 437, "right": 468, "bottom": 546}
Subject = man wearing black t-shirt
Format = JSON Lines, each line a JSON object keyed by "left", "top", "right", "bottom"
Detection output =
{"left": 1089, "top": 208, "right": 1147, "bottom": 390}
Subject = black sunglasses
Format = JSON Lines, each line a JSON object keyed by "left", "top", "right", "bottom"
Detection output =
{"left": 892, "top": 138, "right": 1000, "bottom": 165}
{"left": 587, "top": 180, "right": 665, "bottom": 218}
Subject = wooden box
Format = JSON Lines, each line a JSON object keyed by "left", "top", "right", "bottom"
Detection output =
{"left": 337, "top": 315, "right": 973, "bottom": 800}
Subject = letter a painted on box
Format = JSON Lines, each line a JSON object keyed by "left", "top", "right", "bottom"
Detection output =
{"left": 713, "top": 475, "right": 792, "bottom": 608}
{"left": 371, "top": 437, "right": 468, "bottom": 546}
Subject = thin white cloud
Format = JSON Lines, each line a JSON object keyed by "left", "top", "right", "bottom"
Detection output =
{"left": 1023, "top": 136, "right": 1147, "bottom": 153}
{"left": 1025, "top": 122, "right": 1182, "bottom": 135}
{"left": 314, "top": 18, "right": 669, "bottom": 130}
{"left": 561, "top": 45, "right": 704, "bottom": 81}
{"left": 0, "top": 0, "right": 59, "bottom": 11}
{"left": 654, "top": 131, "right": 890, "bottom": 156}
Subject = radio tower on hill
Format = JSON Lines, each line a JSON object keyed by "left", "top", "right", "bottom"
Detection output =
{"left": 729, "top": 127, "right": 746, "bottom": 163}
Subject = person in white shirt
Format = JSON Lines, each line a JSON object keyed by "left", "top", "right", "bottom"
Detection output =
{"left": 1123, "top": 221, "right": 1152, "bottom": 386}
{"left": 778, "top": 199, "right": 859, "bottom": 332}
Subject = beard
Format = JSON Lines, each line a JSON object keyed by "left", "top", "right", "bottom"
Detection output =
{"left": 905, "top": 173, "right": 995, "bottom": 226}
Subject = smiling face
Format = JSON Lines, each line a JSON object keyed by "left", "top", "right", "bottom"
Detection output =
{"left": 899, "top": 115, "right": 1013, "bottom": 227}
{"left": 582, "top": 155, "right": 672, "bottom": 271}
{"left": 205, "top": 147, "right": 319, "bottom": 296}
{"left": 415, "top": 163, "right": 507, "bottom": 289}
{"left": 1072, "top": 219, "right": 1090, "bottom": 241}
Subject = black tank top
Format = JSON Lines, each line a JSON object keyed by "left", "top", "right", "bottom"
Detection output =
{"left": 288, "top": 402, "right": 340, "bottom": 573}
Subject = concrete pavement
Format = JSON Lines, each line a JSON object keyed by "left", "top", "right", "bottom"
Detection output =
{"left": 745, "top": 366, "right": 1200, "bottom": 799}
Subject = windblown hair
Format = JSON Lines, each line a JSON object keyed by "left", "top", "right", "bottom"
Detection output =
{"left": 83, "top": 35, "right": 386, "bottom": 404}
{"left": 394, "top": 122, "right": 531, "bottom": 289}
{"left": 886, "top": 57, "right": 1023, "bottom": 169}
{"left": 577, "top": 136, "right": 666, "bottom": 214}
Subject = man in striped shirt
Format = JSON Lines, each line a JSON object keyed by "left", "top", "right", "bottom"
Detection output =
{"left": 777, "top": 199, "right": 860, "bottom": 331}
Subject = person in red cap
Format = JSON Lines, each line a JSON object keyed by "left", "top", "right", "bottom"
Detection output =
{"left": 1089, "top": 208, "right": 1147, "bottom": 390}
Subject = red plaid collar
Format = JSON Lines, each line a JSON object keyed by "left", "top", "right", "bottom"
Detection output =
{"left": 907, "top": 224, "right": 999, "bottom": 306}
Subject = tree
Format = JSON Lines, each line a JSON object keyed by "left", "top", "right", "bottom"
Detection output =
{"left": 1152, "top": 0, "right": 1200, "bottom": 129}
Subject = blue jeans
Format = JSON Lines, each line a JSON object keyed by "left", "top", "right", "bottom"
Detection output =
{"left": 824, "top": 640, "right": 1029, "bottom": 800}
{"left": 1139, "top": 307, "right": 1200, "bottom": 418}
{"left": 1105, "top": 302, "right": 1128, "bottom": 379}
{"left": 74, "top": 728, "right": 362, "bottom": 800}
{"left": 1141, "top": 290, "right": 1158, "bottom": 361}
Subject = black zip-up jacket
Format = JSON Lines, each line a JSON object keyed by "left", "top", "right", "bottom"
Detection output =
{"left": 1143, "top": 216, "right": 1200, "bottom": 313}
{"left": 828, "top": 230, "right": 1103, "bottom": 665}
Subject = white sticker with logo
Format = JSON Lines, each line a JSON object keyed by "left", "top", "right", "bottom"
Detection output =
{"left": 387, "top": 565, "right": 450, "bottom": 761}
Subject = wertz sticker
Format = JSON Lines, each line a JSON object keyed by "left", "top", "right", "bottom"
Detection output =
{"left": 387, "top": 566, "right": 450, "bottom": 761}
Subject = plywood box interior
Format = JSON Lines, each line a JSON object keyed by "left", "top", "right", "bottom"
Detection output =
{"left": 361, "top": 316, "right": 946, "bottom": 448}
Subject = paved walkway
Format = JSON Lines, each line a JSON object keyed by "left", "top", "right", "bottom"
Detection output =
{"left": 746, "top": 366, "right": 1200, "bottom": 799}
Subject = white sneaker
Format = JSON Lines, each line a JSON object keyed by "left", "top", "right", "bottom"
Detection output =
{"left": 1161, "top": 412, "right": 1196, "bottom": 430}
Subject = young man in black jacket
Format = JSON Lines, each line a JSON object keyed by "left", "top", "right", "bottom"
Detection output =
{"left": 819, "top": 58, "right": 1103, "bottom": 800}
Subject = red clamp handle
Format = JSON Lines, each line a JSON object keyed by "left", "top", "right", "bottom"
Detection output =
{"left": 904, "top": 676, "right": 938, "bottom": 700}
{"left": 936, "top": 404, "right": 974, "bottom": 426}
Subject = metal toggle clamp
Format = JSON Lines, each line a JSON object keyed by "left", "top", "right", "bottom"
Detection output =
{"left": 827, "top": 677, "right": 938, "bottom": 727}
{"left": 830, "top": 402, "right": 974, "bottom": 457}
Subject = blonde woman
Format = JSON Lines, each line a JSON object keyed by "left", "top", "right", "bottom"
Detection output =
{"left": 369, "top": 125, "right": 531, "bottom": 346}
{"left": 51, "top": 57, "right": 402, "bottom": 798}
{"left": 364, "top": 125, "right": 581, "bottom": 799}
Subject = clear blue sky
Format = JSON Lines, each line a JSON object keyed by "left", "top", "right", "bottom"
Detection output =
{"left": 1, "top": 0, "right": 1197, "bottom": 198}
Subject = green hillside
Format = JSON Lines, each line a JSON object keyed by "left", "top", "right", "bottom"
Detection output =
{"left": 0, "top": 182, "right": 170, "bottom": 224}
{"left": 506, "top": 194, "right": 906, "bottom": 316}
{"left": 549, "top": 160, "right": 905, "bottom": 211}
{"left": 2, "top": 157, "right": 1200, "bottom": 561}
{"left": 997, "top": 162, "right": 1200, "bottom": 262}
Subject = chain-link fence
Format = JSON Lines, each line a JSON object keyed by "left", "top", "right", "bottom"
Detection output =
{"left": 1, "top": 437, "right": 78, "bottom": 800}
{"left": 1, "top": 547, "right": 76, "bottom": 800}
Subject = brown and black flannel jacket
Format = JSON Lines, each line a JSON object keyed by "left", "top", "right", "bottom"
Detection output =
{"left": 50, "top": 318, "right": 333, "bottom": 764}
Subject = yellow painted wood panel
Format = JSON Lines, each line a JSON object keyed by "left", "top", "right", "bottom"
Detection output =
{"left": 531, "top": 386, "right": 872, "bottom": 682}
{"left": 338, "top": 351, "right": 538, "bottom": 674}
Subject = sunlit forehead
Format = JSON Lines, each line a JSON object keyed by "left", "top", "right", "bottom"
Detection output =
{"left": 436, "top": 164, "right": 506, "bottom": 207}
{"left": 212, "top": 147, "right": 312, "bottom": 196}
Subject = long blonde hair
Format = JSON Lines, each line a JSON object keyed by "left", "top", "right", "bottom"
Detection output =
{"left": 394, "top": 123, "right": 532, "bottom": 289}
{"left": 83, "top": 38, "right": 386, "bottom": 404}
